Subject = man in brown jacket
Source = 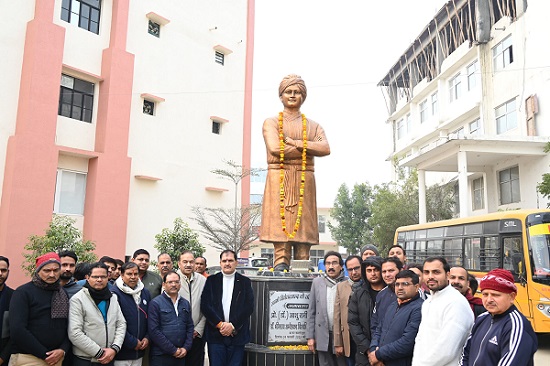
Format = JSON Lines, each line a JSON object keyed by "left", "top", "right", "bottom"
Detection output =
{"left": 334, "top": 255, "right": 362, "bottom": 366}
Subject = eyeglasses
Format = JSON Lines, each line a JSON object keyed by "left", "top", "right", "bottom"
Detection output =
{"left": 394, "top": 281, "right": 414, "bottom": 288}
{"left": 90, "top": 275, "right": 108, "bottom": 280}
{"left": 325, "top": 261, "right": 340, "bottom": 267}
{"left": 347, "top": 266, "right": 361, "bottom": 273}
{"left": 165, "top": 280, "right": 180, "bottom": 285}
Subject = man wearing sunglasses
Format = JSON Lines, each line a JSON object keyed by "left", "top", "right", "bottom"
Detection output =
{"left": 368, "top": 270, "right": 423, "bottom": 366}
{"left": 333, "top": 255, "right": 362, "bottom": 366}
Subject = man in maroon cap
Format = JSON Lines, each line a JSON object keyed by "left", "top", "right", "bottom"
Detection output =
{"left": 9, "top": 252, "right": 70, "bottom": 366}
{"left": 459, "top": 268, "right": 537, "bottom": 366}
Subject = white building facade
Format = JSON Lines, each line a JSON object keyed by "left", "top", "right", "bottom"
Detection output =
{"left": 379, "top": 0, "right": 550, "bottom": 223}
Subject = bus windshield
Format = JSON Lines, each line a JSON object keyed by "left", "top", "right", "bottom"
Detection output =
{"left": 527, "top": 224, "right": 550, "bottom": 284}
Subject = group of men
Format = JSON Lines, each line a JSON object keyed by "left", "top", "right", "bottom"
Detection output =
{"left": 0, "top": 248, "right": 253, "bottom": 366}
{"left": 307, "top": 244, "right": 538, "bottom": 366}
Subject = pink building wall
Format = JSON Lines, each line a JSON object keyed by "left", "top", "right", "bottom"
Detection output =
{"left": 0, "top": 0, "right": 254, "bottom": 285}
{"left": 0, "top": 0, "right": 133, "bottom": 285}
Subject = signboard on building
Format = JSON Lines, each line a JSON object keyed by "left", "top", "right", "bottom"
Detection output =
{"left": 268, "top": 290, "right": 310, "bottom": 343}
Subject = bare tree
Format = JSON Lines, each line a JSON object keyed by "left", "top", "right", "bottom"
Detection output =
{"left": 192, "top": 160, "right": 264, "bottom": 255}
{"left": 192, "top": 205, "right": 261, "bottom": 254}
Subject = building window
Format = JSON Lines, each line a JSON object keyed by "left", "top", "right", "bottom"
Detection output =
{"left": 54, "top": 169, "right": 87, "bottom": 215}
{"left": 60, "top": 0, "right": 101, "bottom": 35}
{"left": 397, "top": 119, "right": 405, "bottom": 140}
{"left": 148, "top": 20, "right": 160, "bottom": 37}
{"left": 212, "top": 121, "right": 221, "bottom": 134}
{"left": 495, "top": 98, "right": 517, "bottom": 134}
{"left": 143, "top": 100, "right": 155, "bottom": 115}
{"left": 472, "top": 177, "right": 484, "bottom": 210}
{"left": 318, "top": 215, "right": 326, "bottom": 233}
{"left": 59, "top": 74, "right": 94, "bottom": 123}
{"left": 405, "top": 114, "right": 411, "bottom": 133}
{"left": 467, "top": 60, "right": 479, "bottom": 91}
{"left": 493, "top": 35, "right": 513, "bottom": 71}
{"left": 469, "top": 119, "right": 481, "bottom": 135}
{"left": 431, "top": 92, "right": 438, "bottom": 115}
{"left": 499, "top": 166, "right": 520, "bottom": 205}
{"left": 310, "top": 249, "right": 325, "bottom": 268}
{"left": 419, "top": 100, "right": 428, "bottom": 123}
{"left": 215, "top": 51, "right": 224, "bottom": 65}
{"left": 449, "top": 73, "right": 461, "bottom": 102}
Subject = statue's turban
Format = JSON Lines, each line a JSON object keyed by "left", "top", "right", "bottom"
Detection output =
{"left": 279, "top": 74, "right": 307, "bottom": 102}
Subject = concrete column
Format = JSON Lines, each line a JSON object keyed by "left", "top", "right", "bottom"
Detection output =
{"left": 418, "top": 169, "right": 427, "bottom": 224}
{"left": 458, "top": 151, "right": 469, "bottom": 217}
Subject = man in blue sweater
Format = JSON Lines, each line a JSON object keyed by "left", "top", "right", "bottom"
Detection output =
{"left": 460, "top": 268, "right": 537, "bottom": 366}
{"left": 148, "top": 270, "right": 193, "bottom": 366}
{"left": 368, "top": 270, "right": 423, "bottom": 366}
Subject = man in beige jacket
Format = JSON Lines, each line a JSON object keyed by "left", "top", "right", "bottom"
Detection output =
{"left": 334, "top": 255, "right": 363, "bottom": 366}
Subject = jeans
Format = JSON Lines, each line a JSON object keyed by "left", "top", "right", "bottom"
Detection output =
{"left": 207, "top": 343, "right": 245, "bottom": 366}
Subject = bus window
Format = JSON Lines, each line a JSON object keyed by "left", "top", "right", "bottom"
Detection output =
{"left": 427, "top": 239, "right": 443, "bottom": 257}
{"left": 415, "top": 240, "right": 427, "bottom": 263}
{"left": 503, "top": 236, "right": 523, "bottom": 277}
{"left": 465, "top": 237, "right": 481, "bottom": 270}
{"left": 416, "top": 230, "right": 427, "bottom": 239}
{"left": 428, "top": 227, "right": 444, "bottom": 238}
{"left": 465, "top": 223, "right": 483, "bottom": 235}
{"left": 446, "top": 225, "right": 464, "bottom": 237}
{"left": 481, "top": 236, "right": 499, "bottom": 271}
{"left": 444, "top": 238, "right": 462, "bottom": 266}
{"left": 528, "top": 233, "right": 550, "bottom": 283}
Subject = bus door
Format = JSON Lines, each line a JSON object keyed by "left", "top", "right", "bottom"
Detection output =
{"left": 502, "top": 235, "right": 531, "bottom": 317}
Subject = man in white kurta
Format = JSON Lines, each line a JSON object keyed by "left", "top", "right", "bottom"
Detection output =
{"left": 412, "top": 257, "right": 474, "bottom": 366}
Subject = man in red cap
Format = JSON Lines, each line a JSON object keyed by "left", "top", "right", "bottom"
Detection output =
{"left": 9, "top": 252, "right": 70, "bottom": 366}
{"left": 459, "top": 268, "right": 537, "bottom": 366}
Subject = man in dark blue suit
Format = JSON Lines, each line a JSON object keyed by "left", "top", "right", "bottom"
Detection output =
{"left": 201, "top": 250, "right": 254, "bottom": 366}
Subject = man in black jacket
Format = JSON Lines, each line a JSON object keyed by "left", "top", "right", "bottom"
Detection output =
{"left": 348, "top": 256, "right": 384, "bottom": 366}
{"left": 201, "top": 250, "right": 254, "bottom": 366}
{"left": 9, "top": 252, "right": 70, "bottom": 366}
{"left": 0, "top": 256, "right": 13, "bottom": 365}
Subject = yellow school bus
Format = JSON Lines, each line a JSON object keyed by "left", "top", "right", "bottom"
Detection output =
{"left": 394, "top": 209, "right": 550, "bottom": 333}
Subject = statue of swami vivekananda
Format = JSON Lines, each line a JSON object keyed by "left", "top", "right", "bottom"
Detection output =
{"left": 259, "top": 74, "right": 330, "bottom": 271}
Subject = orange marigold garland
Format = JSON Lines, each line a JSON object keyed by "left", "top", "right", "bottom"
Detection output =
{"left": 278, "top": 112, "right": 308, "bottom": 239}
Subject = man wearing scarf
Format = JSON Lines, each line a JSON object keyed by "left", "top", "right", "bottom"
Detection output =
{"left": 306, "top": 251, "right": 347, "bottom": 366}
{"left": 450, "top": 266, "right": 486, "bottom": 317}
{"left": 9, "top": 252, "right": 70, "bottom": 366}
{"left": 69, "top": 262, "right": 126, "bottom": 366}
{"left": 111, "top": 262, "right": 151, "bottom": 365}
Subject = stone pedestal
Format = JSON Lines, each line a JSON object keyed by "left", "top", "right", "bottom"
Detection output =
{"left": 245, "top": 276, "right": 318, "bottom": 366}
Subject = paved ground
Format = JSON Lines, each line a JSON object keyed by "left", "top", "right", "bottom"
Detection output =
{"left": 204, "top": 334, "right": 550, "bottom": 365}
{"left": 535, "top": 333, "right": 550, "bottom": 364}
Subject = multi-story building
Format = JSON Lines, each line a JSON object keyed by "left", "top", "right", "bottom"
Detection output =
{"left": 379, "top": 0, "right": 550, "bottom": 222}
{"left": 0, "top": 0, "right": 255, "bottom": 284}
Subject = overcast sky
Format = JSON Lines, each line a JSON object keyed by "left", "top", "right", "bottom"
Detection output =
{"left": 250, "top": 0, "right": 448, "bottom": 207}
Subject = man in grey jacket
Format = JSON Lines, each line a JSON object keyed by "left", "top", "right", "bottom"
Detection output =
{"left": 177, "top": 250, "right": 206, "bottom": 366}
{"left": 306, "top": 251, "right": 347, "bottom": 366}
{"left": 69, "top": 262, "right": 126, "bottom": 365}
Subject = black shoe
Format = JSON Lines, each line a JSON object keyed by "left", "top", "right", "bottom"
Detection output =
{"left": 273, "top": 263, "right": 289, "bottom": 272}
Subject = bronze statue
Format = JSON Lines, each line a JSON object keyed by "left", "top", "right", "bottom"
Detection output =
{"left": 260, "top": 74, "right": 330, "bottom": 271}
